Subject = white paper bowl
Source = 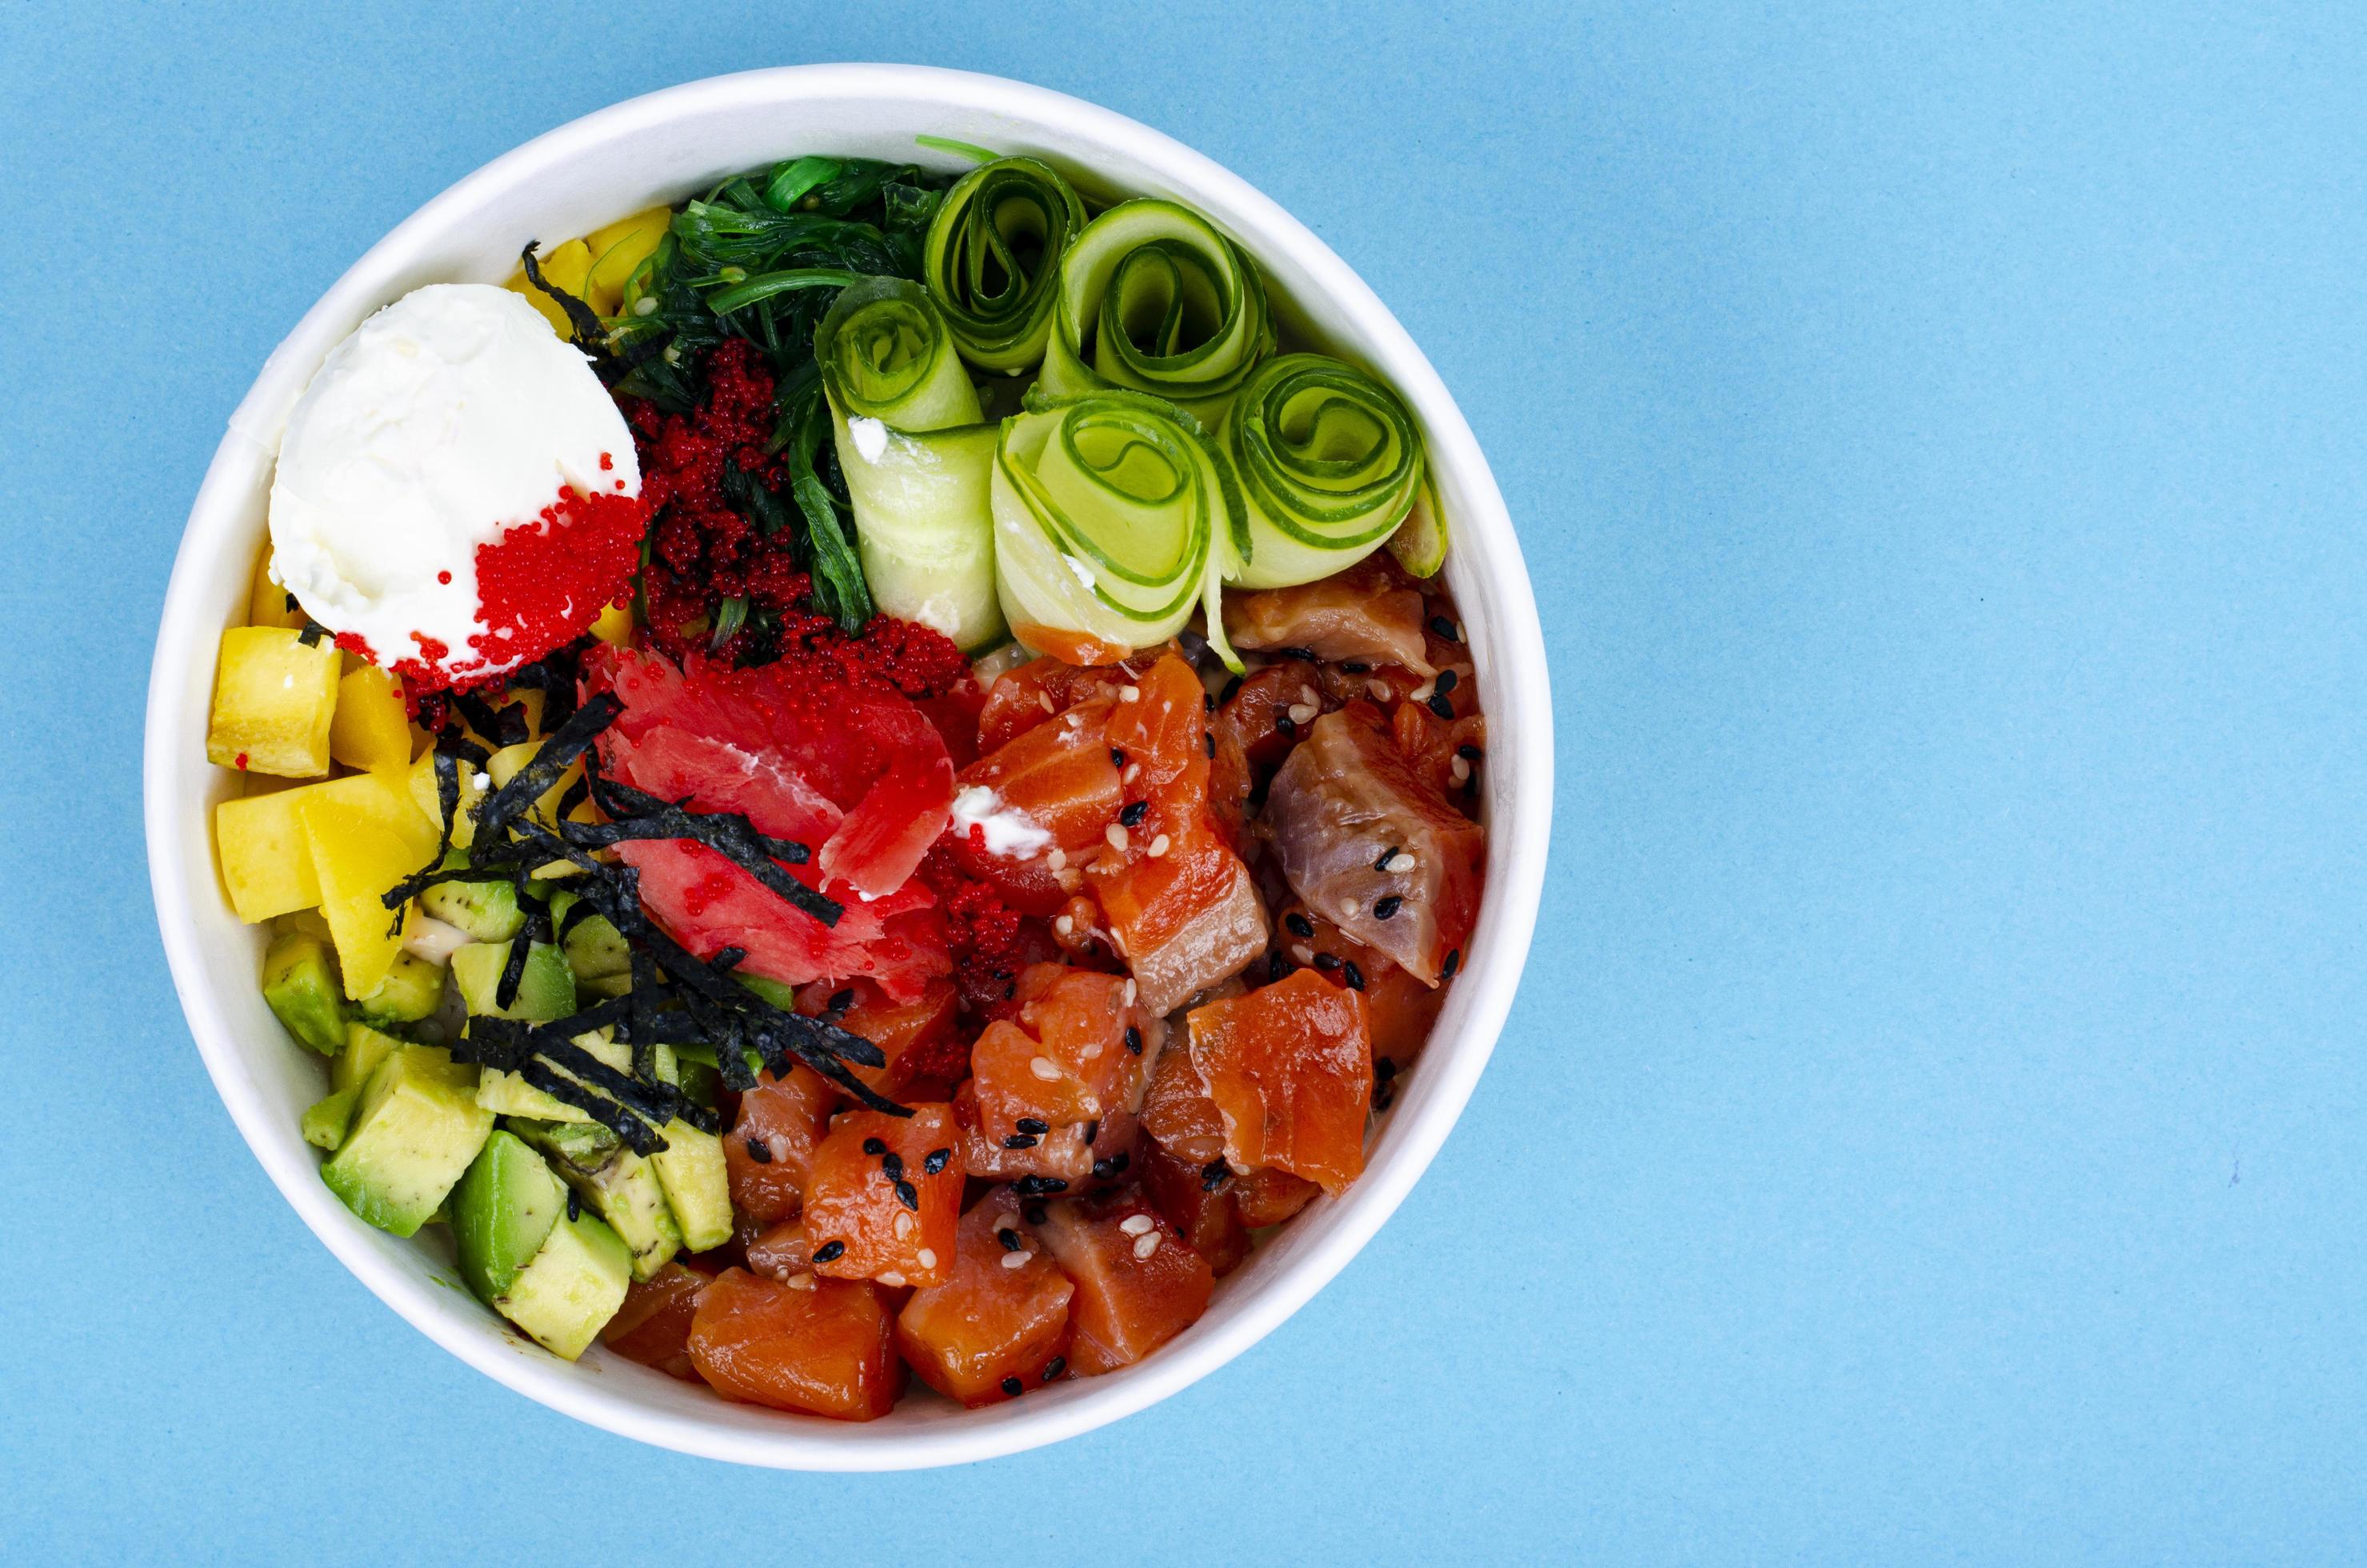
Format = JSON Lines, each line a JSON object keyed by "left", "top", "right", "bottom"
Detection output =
{"left": 144, "top": 65, "right": 1552, "bottom": 1470}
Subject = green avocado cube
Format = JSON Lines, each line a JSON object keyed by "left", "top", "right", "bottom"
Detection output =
{"left": 334, "top": 1021, "right": 405, "bottom": 1098}
{"left": 494, "top": 1208, "right": 631, "bottom": 1361}
{"left": 358, "top": 950, "right": 446, "bottom": 1026}
{"left": 561, "top": 910, "right": 632, "bottom": 996}
{"left": 321, "top": 1046, "right": 492, "bottom": 1238}
{"left": 450, "top": 941, "right": 576, "bottom": 1022}
{"left": 452, "top": 1130, "right": 566, "bottom": 1305}
{"left": 419, "top": 878, "right": 525, "bottom": 943}
{"left": 301, "top": 1090, "right": 358, "bottom": 1152}
{"left": 649, "top": 1121, "right": 731, "bottom": 1253}
{"left": 262, "top": 931, "right": 349, "bottom": 1054}
{"left": 510, "top": 1118, "right": 680, "bottom": 1281}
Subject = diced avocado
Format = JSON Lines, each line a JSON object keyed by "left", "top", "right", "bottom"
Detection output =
{"left": 302, "top": 1090, "right": 358, "bottom": 1151}
{"left": 561, "top": 908, "right": 632, "bottom": 995}
{"left": 738, "top": 974, "right": 800, "bottom": 1011}
{"left": 358, "top": 950, "right": 446, "bottom": 1026}
{"left": 649, "top": 1121, "right": 731, "bottom": 1253}
{"left": 452, "top": 1130, "right": 566, "bottom": 1304}
{"left": 334, "top": 1021, "right": 405, "bottom": 1098}
{"left": 450, "top": 941, "right": 576, "bottom": 1022}
{"left": 321, "top": 1045, "right": 493, "bottom": 1238}
{"left": 475, "top": 1030, "right": 629, "bottom": 1122}
{"left": 510, "top": 1118, "right": 679, "bottom": 1280}
{"left": 419, "top": 877, "right": 524, "bottom": 943}
{"left": 512, "top": 1118, "right": 622, "bottom": 1175}
{"left": 494, "top": 1207, "right": 631, "bottom": 1361}
{"left": 262, "top": 931, "right": 348, "bottom": 1054}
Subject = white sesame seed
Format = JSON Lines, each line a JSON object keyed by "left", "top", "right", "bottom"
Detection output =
{"left": 1287, "top": 702, "right": 1318, "bottom": 725}
{"left": 470, "top": 771, "right": 492, "bottom": 790}
{"left": 878, "top": 1271, "right": 906, "bottom": 1288}
{"left": 1038, "top": 691, "right": 1054, "bottom": 713}
{"left": 1385, "top": 851, "right": 1416, "bottom": 874}
{"left": 1450, "top": 754, "right": 1471, "bottom": 783}
{"left": 916, "top": 1248, "right": 938, "bottom": 1270}
{"left": 1122, "top": 762, "right": 1140, "bottom": 784}
{"left": 996, "top": 1214, "right": 1020, "bottom": 1234}
{"left": 1119, "top": 685, "right": 1141, "bottom": 703}
{"left": 1106, "top": 822, "right": 1130, "bottom": 852}
{"left": 894, "top": 1210, "right": 914, "bottom": 1239}
{"left": 1122, "top": 979, "right": 1137, "bottom": 1006}
{"left": 1409, "top": 682, "right": 1435, "bottom": 703}
{"left": 1030, "top": 1055, "right": 1062, "bottom": 1082}
{"left": 1367, "top": 679, "right": 1392, "bottom": 701}
{"left": 1081, "top": 1041, "right": 1102, "bottom": 1060}
{"left": 1047, "top": 846, "right": 1066, "bottom": 871}
{"left": 1132, "top": 1232, "right": 1160, "bottom": 1260}
{"left": 785, "top": 1271, "right": 816, "bottom": 1290}
{"left": 1292, "top": 943, "right": 1315, "bottom": 966}
{"left": 1001, "top": 1250, "right": 1032, "bottom": 1270}
{"left": 1146, "top": 833, "right": 1171, "bottom": 858}
{"left": 1054, "top": 914, "right": 1074, "bottom": 936}
{"left": 1300, "top": 686, "right": 1318, "bottom": 707}
{"left": 1120, "top": 1213, "right": 1156, "bottom": 1235}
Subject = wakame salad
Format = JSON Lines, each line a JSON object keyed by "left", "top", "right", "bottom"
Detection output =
{"left": 206, "top": 143, "right": 1485, "bottom": 1418}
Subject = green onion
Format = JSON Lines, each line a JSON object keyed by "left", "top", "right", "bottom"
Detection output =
{"left": 922, "top": 156, "right": 1087, "bottom": 373}
{"left": 1039, "top": 200, "right": 1275, "bottom": 422}
{"left": 991, "top": 389, "right": 1238, "bottom": 668}
{"left": 814, "top": 277, "right": 1005, "bottom": 650}
{"left": 1220, "top": 354, "right": 1427, "bottom": 589}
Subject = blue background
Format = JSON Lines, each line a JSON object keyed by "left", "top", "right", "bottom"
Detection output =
{"left": 4, "top": 2, "right": 2361, "bottom": 1561}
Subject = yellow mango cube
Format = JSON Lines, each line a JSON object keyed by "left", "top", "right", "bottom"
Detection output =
{"left": 295, "top": 770, "right": 440, "bottom": 999}
{"left": 505, "top": 238, "right": 595, "bottom": 337}
{"left": 207, "top": 626, "right": 340, "bottom": 778}
{"left": 407, "top": 747, "right": 486, "bottom": 849}
{"left": 590, "top": 599, "right": 634, "bottom": 647}
{"left": 215, "top": 787, "right": 322, "bottom": 923}
{"left": 248, "top": 544, "right": 301, "bottom": 630}
{"left": 330, "top": 665, "right": 416, "bottom": 770}
{"left": 582, "top": 206, "right": 672, "bottom": 315}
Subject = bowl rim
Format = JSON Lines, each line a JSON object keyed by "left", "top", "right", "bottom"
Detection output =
{"left": 143, "top": 62, "right": 1553, "bottom": 1470}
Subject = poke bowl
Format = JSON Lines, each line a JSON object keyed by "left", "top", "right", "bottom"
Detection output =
{"left": 143, "top": 64, "right": 1552, "bottom": 1470}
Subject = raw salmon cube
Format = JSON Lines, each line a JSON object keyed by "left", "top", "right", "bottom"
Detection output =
{"left": 802, "top": 1106, "right": 964, "bottom": 1288}
{"left": 1034, "top": 1188, "right": 1213, "bottom": 1375}
{"left": 896, "top": 1194, "right": 1075, "bottom": 1406}
{"left": 686, "top": 1267, "right": 902, "bottom": 1421}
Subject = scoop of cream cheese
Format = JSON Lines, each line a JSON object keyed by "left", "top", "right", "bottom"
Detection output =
{"left": 267, "top": 283, "right": 639, "bottom": 683}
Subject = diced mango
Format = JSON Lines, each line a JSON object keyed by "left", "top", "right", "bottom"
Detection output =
{"left": 506, "top": 238, "right": 595, "bottom": 337}
{"left": 590, "top": 600, "right": 634, "bottom": 647}
{"left": 249, "top": 544, "right": 301, "bottom": 630}
{"left": 407, "top": 748, "right": 486, "bottom": 849}
{"left": 295, "top": 770, "right": 441, "bottom": 1000}
{"left": 215, "top": 787, "right": 323, "bottom": 923}
{"left": 208, "top": 626, "right": 340, "bottom": 778}
{"left": 330, "top": 666, "right": 415, "bottom": 770}
{"left": 582, "top": 206, "right": 672, "bottom": 315}
{"left": 486, "top": 741, "right": 595, "bottom": 878}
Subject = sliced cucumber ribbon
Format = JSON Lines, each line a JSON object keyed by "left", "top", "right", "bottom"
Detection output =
{"left": 1038, "top": 200, "right": 1275, "bottom": 422}
{"left": 992, "top": 389, "right": 1239, "bottom": 669}
{"left": 815, "top": 278, "right": 1005, "bottom": 650}
{"left": 923, "top": 156, "right": 1087, "bottom": 374}
{"left": 1221, "top": 353, "right": 1428, "bottom": 589}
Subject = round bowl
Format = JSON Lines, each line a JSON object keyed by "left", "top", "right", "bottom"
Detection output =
{"left": 143, "top": 64, "right": 1552, "bottom": 1470}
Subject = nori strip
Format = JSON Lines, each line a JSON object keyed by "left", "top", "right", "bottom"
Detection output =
{"left": 474, "top": 691, "right": 622, "bottom": 842}
{"left": 519, "top": 239, "right": 610, "bottom": 352}
{"left": 572, "top": 770, "right": 838, "bottom": 928}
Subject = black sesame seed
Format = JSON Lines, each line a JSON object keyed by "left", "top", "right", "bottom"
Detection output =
{"left": 1427, "top": 691, "right": 1456, "bottom": 719}
{"left": 1003, "top": 1133, "right": 1041, "bottom": 1150}
{"left": 1342, "top": 960, "right": 1365, "bottom": 991}
{"left": 1430, "top": 615, "right": 1461, "bottom": 642}
{"left": 1341, "top": 660, "right": 1370, "bottom": 674}
{"left": 1457, "top": 742, "right": 1482, "bottom": 761}
{"left": 1373, "top": 895, "right": 1402, "bottom": 921}
{"left": 565, "top": 1186, "right": 582, "bottom": 1222}
{"left": 1275, "top": 646, "right": 1316, "bottom": 662}
{"left": 1014, "top": 1175, "right": 1069, "bottom": 1196}
{"left": 894, "top": 1179, "right": 920, "bottom": 1210}
{"left": 1204, "top": 691, "right": 1217, "bottom": 712}
{"left": 1266, "top": 950, "right": 1288, "bottom": 981}
{"left": 1314, "top": 952, "right": 1342, "bottom": 972}
{"left": 1434, "top": 669, "right": 1459, "bottom": 694}
{"left": 811, "top": 1238, "right": 846, "bottom": 1263}
{"left": 745, "top": 1137, "right": 773, "bottom": 1164}
{"left": 1081, "top": 1119, "right": 1100, "bottom": 1146}
{"left": 1201, "top": 1159, "right": 1233, "bottom": 1191}
{"left": 1022, "top": 1201, "right": 1049, "bottom": 1224}
{"left": 1016, "top": 1116, "right": 1050, "bottom": 1135}
{"left": 1374, "top": 1084, "right": 1397, "bottom": 1112}
{"left": 1042, "top": 1356, "right": 1066, "bottom": 1381}
{"left": 923, "top": 1147, "right": 951, "bottom": 1175}
{"left": 998, "top": 1227, "right": 1023, "bottom": 1252}
{"left": 1125, "top": 1025, "right": 1143, "bottom": 1055}
{"left": 1275, "top": 714, "right": 1297, "bottom": 738}
{"left": 1002, "top": 1377, "right": 1026, "bottom": 1397}
{"left": 1442, "top": 947, "right": 1461, "bottom": 978}
{"left": 1119, "top": 800, "right": 1150, "bottom": 827}
{"left": 1203, "top": 731, "right": 1215, "bottom": 758}
{"left": 1220, "top": 675, "right": 1243, "bottom": 705}
{"left": 1285, "top": 911, "right": 1315, "bottom": 939}
{"left": 882, "top": 1152, "right": 905, "bottom": 1180}
{"left": 1373, "top": 846, "right": 1400, "bottom": 872}
{"left": 826, "top": 988, "right": 855, "bottom": 1014}
{"left": 862, "top": 1137, "right": 886, "bottom": 1156}
{"left": 1092, "top": 1152, "right": 1130, "bottom": 1180}
{"left": 1110, "top": 747, "right": 1126, "bottom": 768}
{"left": 1376, "top": 1058, "right": 1398, "bottom": 1081}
